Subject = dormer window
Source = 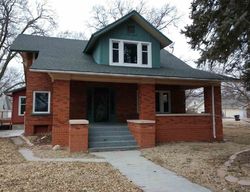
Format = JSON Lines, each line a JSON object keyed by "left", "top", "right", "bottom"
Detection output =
{"left": 109, "top": 39, "right": 152, "bottom": 68}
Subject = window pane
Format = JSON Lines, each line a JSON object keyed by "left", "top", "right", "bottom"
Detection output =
{"left": 20, "top": 105, "right": 25, "bottom": 115}
{"left": 155, "top": 92, "right": 160, "bottom": 112}
{"left": 124, "top": 43, "right": 137, "bottom": 63}
{"left": 113, "top": 42, "right": 119, "bottom": 49}
{"left": 35, "top": 93, "right": 49, "bottom": 112}
{"left": 142, "top": 52, "right": 148, "bottom": 64}
{"left": 162, "top": 92, "right": 169, "bottom": 112}
{"left": 113, "top": 50, "right": 119, "bottom": 62}
{"left": 21, "top": 98, "right": 26, "bottom": 105}
{"left": 142, "top": 45, "right": 148, "bottom": 51}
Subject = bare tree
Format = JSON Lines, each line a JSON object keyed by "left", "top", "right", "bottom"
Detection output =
{"left": 222, "top": 81, "right": 250, "bottom": 106}
{"left": 199, "top": 60, "right": 250, "bottom": 113}
{"left": 1, "top": 67, "right": 24, "bottom": 94}
{"left": 86, "top": 0, "right": 180, "bottom": 32}
{"left": 0, "top": 0, "right": 57, "bottom": 93}
{"left": 57, "top": 30, "right": 87, "bottom": 40}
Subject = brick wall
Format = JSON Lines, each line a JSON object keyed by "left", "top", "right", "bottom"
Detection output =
{"left": 115, "top": 83, "right": 138, "bottom": 122}
{"left": 171, "top": 89, "right": 186, "bottom": 113}
{"left": 156, "top": 115, "right": 213, "bottom": 143}
{"left": 128, "top": 121, "right": 155, "bottom": 148}
{"left": 138, "top": 84, "right": 155, "bottom": 120}
{"left": 11, "top": 89, "right": 26, "bottom": 124}
{"left": 155, "top": 85, "right": 223, "bottom": 143}
{"left": 52, "top": 80, "right": 70, "bottom": 146}
{"left": 69, "top": 81, "right": 138, "bottom": 122}
{"left": 69, "top": 121, "right": 88, "bottom": 152}
{"left": 23, "top": 53, "right": 53, "bottom": 135}
{"left": 70, "top": 81, "right": 87, "bottom": 119}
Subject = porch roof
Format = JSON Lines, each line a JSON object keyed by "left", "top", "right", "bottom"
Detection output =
{"left": 11, "top": 34, "right": 231, "bottom": 81}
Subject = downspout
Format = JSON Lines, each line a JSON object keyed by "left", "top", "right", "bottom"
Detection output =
{"left": 212, "top": 86, "right": 216, "bottom": 139}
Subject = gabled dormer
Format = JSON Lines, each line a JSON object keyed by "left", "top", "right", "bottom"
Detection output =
{"left": 84, "top": 10, "right": 172, "bottom": 68}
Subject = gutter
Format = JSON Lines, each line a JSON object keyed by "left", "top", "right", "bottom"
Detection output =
{"left": 211, "top": 86, "right": 216, "bottom": 139}
{"left": 29, "top": 68, "right": 223, "bottom": 83}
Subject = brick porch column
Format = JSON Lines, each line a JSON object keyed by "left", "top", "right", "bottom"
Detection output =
{"left": 69, "top": 119, "right": 89, "bottom": 152}
{"left": 128, "top": 84, "right": 156, "bottom": 148}
{"left": 138, "top": 84, "right": 155, "bottom": 120}
{"left": 204, "top": 85, "right": 223, "bottom": 141}
{"left": 52, "top": 80, "right": 70, "bottom": 146}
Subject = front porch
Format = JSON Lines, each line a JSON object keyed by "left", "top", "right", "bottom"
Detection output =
{"left": 50, "top": 77, "right": 223, "bottom": 152}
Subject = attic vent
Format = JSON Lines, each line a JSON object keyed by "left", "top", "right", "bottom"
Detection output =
{"left": 127, "top": 25, "right": 135, "bottom": 33}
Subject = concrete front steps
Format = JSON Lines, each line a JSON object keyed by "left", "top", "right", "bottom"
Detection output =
{"left": 88, "top": 124, "right": 138, "bottom": 152}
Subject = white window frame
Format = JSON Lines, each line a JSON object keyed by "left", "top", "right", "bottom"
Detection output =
{"left": 109, "top": 39, "right": 152, "bottom": 68}
{"left": 141, "top": 43, "right": 149, "bottom": 65}
{"left": 156, "top": 90, "right": 171, "bottom": 114}
{"left": 32, "top": 91, "right": 51, "bottom": 114}
{"left": 18, "top": 96, "right": 26, "bottom": 116}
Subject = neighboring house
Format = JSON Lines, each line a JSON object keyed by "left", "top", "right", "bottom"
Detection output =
{"left": 186, "top": 95, "right": 250, "bottom": 119}
{"left": 0, "top": 94, "right": 12, "bottom": 119}
{"left": 0, "top": 94, "right": 12, "bottom": 129}
{"left": 10, "top": 11, "right": 228, "bottom": 152}
{"left": 9, "top": 87, "right": 26, "bottom": 129}
{"left": 222, "top": 98, "right": 249, "bottom": 119}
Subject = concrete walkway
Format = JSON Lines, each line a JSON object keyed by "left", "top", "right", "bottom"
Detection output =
{"left": 19, "top": 148, "right": 107, "bottom": 163}
{"left": 0, "top": 130, "right": 24, "bottom": 138}
{"left": 93, "top": 150, "right": 211, "bottom": 192}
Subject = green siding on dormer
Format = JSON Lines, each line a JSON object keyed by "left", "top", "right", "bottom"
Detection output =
{"left": 92, "top": 19, "right": 161, "bottom": 68}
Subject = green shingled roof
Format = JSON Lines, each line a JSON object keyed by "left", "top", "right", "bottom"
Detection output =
{"left": 10, "top": 34, "right": 229, "bottom": 81}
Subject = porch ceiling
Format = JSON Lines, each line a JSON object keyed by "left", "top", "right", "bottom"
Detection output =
{"left": 48, "top": 72, "right": 221, "bottom": 87}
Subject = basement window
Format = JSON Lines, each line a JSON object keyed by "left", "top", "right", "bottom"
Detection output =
{"left": 109, "top": 39, "right": 152, "bottom": 68}
{"left": 33, "top": 91, "right": 51, "bottom": 114}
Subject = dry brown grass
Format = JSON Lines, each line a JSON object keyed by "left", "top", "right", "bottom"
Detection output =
{"left": 223, "top": 120, "right": 250, "bottom": 145}
{"left": 0, "top": 138, "right": 141, "bottom": 192}
{"left": 26, "top": 134, "right": 101, "bottom": 159}
{"left": 141, "top": 119, "right": 250, "bottom": 192}
{"left": 31, "top": 144, "right": 101, "bottom": 159}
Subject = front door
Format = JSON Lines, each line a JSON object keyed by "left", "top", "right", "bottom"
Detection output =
{"left": 94, "top": 88, "right": 109, "bottom": 122}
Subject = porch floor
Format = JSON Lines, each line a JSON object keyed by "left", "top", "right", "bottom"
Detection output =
{"left": 89, "top": 123, "right": 127, "bottom": 128}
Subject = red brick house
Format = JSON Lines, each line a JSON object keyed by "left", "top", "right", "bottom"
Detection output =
{"left": 9, "top": 87, "right": 26, "bottom": 129}
{"left": 10, "top": 11, "right": 227, "bottom": 152}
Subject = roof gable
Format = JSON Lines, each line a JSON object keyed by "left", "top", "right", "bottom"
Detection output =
{"left": 84, "top": 10, "right": 172, "bottom": 53}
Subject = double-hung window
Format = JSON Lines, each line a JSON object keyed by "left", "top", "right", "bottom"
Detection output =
{"left": 18, "top": 96, "right": 26, "bottom": 116}
{"left": 33, "top": 91, "right": 51, "bottom": 114}
{"left": 110, "top": 39, "right": 152, "bottom": 67}
{"left": 156, "top": 91, "right": 171, "bottom": 113}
